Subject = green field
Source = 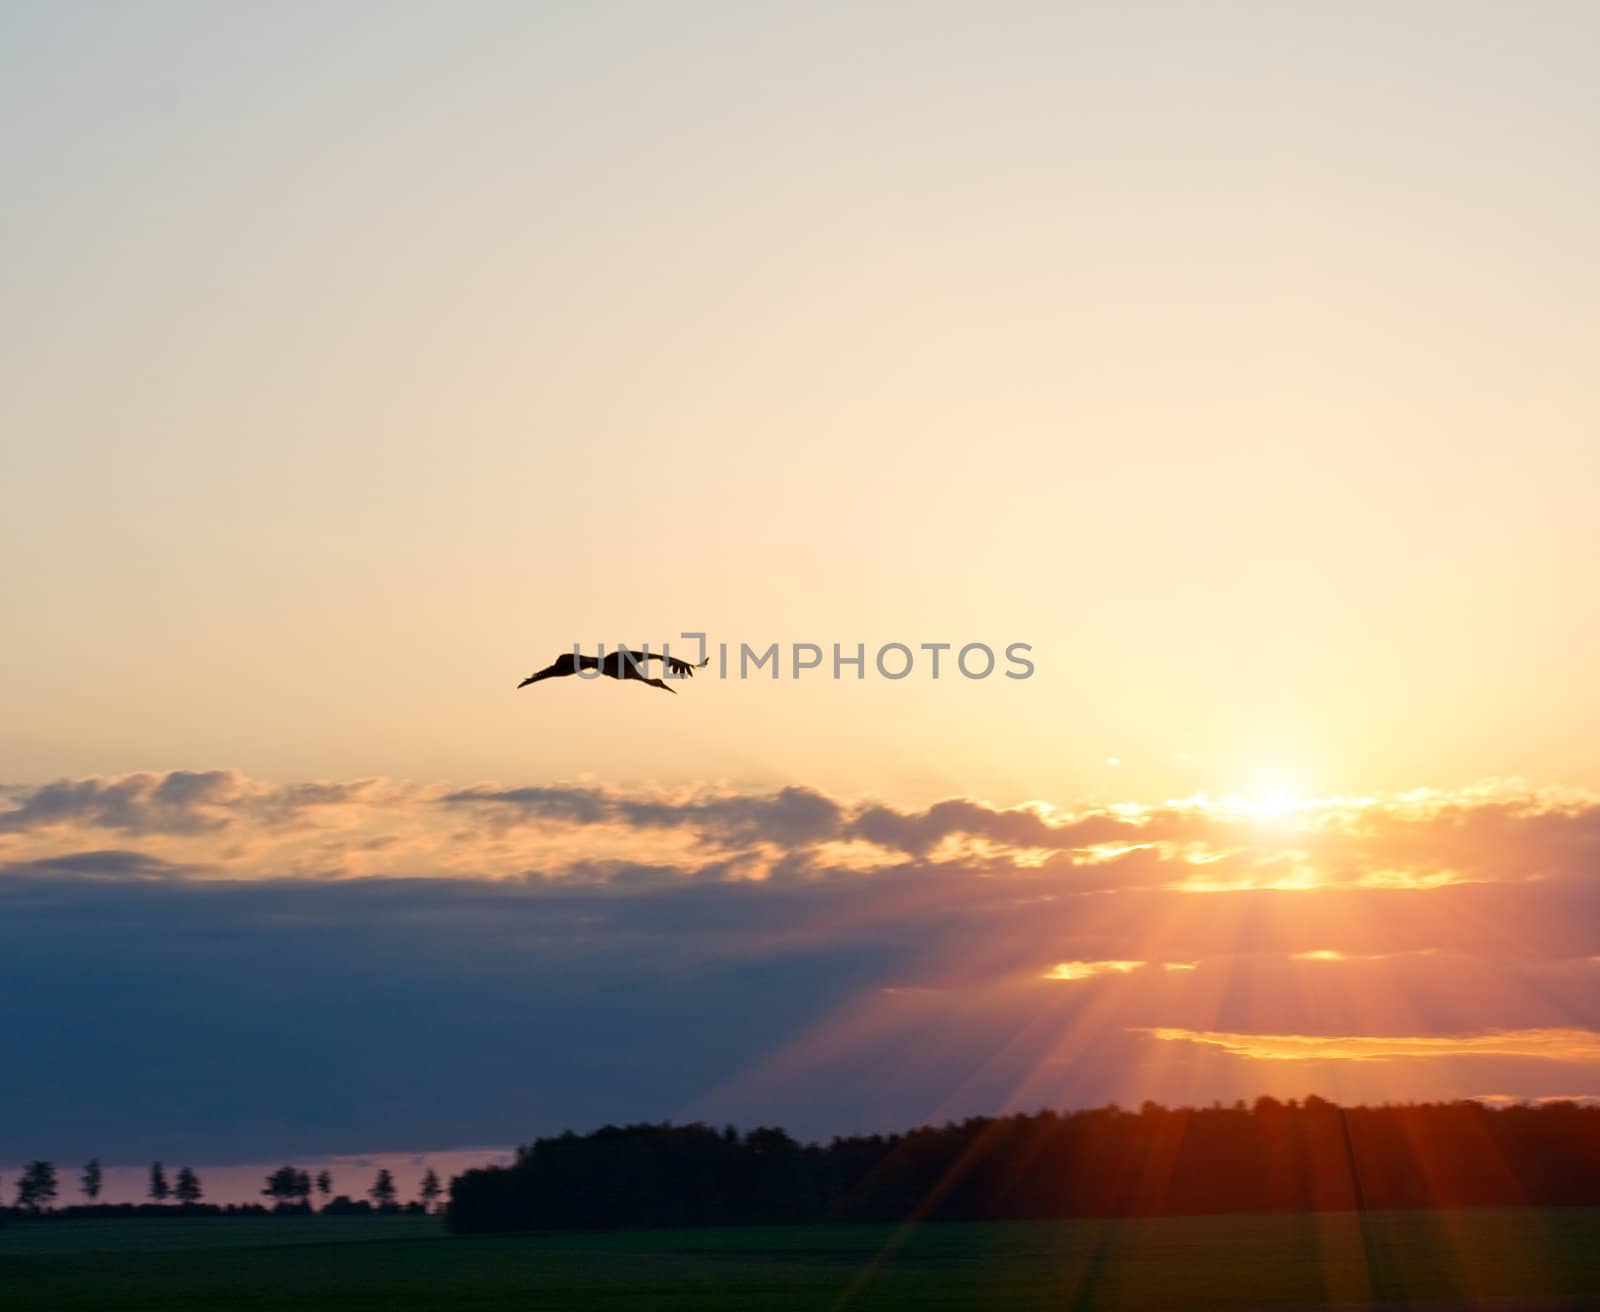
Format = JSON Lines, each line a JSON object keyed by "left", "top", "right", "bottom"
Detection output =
{"left": 3, "top": 1209, "right": 1599, "bottom": 1310}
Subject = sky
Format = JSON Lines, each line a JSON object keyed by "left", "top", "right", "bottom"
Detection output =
{"left": 3, "top": 2, "right": 1600, "bottom": 1187}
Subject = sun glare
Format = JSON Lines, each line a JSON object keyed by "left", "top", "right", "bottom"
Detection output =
{"left": 1225, "top": 770, "right": 1307, "bottom": 821}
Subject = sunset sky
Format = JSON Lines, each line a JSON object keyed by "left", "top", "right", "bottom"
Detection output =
{"left": 4, "top": 2, "right": 1599, "bottom": 1187}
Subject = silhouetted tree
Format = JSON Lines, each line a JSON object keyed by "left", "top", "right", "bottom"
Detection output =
{"left": 16, "top": 1161, "right": 59, "bottom": 1212}
{"left": 418, "top": 1167, "right": 442, "bottom": 1212}
{"left": 369, "top": 1168, "right": 397, "bottom": 1209}
{"left": 173, "top": 1167, "right": 203, "bottom": 1205}
{"left": 262, "top": 1165, "right": 312, "bottom": 1208}
{"left": 262, "top": 1166, "right": 292, "bottom": 1206}
{"left": 315, "top": 1169, "right": 332, "bottom": 1206}
{"left": 147, "top": 1161, "right": 170, "bottom": 1203}
{"left": 80, "top": 1158, "right": 102, "bottom": 1203}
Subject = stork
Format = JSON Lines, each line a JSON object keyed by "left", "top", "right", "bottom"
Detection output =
{"left": 517, "top": 649, "right": 709, "bottom": 695}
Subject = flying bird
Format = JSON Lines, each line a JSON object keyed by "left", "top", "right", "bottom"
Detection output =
{"left": 517, "top": 650, "right": 710, "bottom": 695}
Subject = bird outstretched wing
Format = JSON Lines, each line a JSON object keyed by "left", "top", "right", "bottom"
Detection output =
{"left": 624, "top": 651, "right": 709, "bottom": 678}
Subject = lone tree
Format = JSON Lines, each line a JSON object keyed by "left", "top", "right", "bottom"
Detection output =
{"left": 369, "top": 1168, "right": 398, "bottom": 1209}
{"left": 148, "top": 1161, "right": 170, "bottom": 1203}
{"left": 174, "top": 1167, "right": 203, "bottom": 1205}
{"left": 418, "top": 1167, "right": 442, "bottom": 1212}
{"left": 16, "top": 1161, "right": 60, "bottom": 1212}
{"left": 262, "top": 1165, "right": 312, "bottom": 1208}
{"left": 81, "top": 1158, "right": 103, "bottom": 1203}
{"left": 315, "top": 1169, "right": 333, "bottom": 1206}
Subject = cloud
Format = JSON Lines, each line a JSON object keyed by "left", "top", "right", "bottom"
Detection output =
{"left": 1290, "top": 948, "right": 1437, "bottom": 962}
{"left": 6, "top": 772, "right": 1599, "bottom": 901}
{"left": 442, "top": 782, "right": 845, "bottom": 848}
{"left": 424, "top": 778, "right": 1600, "bottom": 896}
{"left": 1043, "top": 960, "right": 1147, "bottom": 981}
{"left": 5, "top": 770, "right": 1600, "bottom": 1162}
{"left": 3, "top": 842, "right": 1600, "bottom": 1164}
{"left": 436, "top": 783, "right": 613, "bottom": 827}
{"left": 0, "top": 770, "right": 252, "bottom": 834}
{"left": 1041, "top": 959, "right": 1204, "bottom": 980}
{"left": 0, "top": 868, "right": 880, "bottom": 1163}
{"left": 0, "top": 770, "right": 402, "bottom": 839}
{"left": 1137, "top": 1027, "right": 1600, "bottom": 1063}
{"left": 0, "top": 849, "right": 198, "bottom": 880}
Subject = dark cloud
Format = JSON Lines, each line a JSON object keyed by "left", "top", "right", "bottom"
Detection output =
{"left": 643, "top": 785, "right": 844, "bottom": 847}
{"left": 445, "top": 783, "right": 1145, "bottom": 857}
{"left": 0, "top": 771, "right": 244, "bottom": 834}
{"left": 439, "top": 783, "right": 613, "bottom": 826}
{"left": 444, "top": 782, "right": 844, "bottom": 847}
{"left": 4, "top": 850, "right": 1600, "bottom": 1164}
{"left": 0, "top": 770, "right": 388, "bottom": 837}
{"left": 851, "top": 798, "right": 1112, "bottom": 855}
{"left": 0, "top": 849, "right": 198, "bottom": 880}
{"left": 0, "top": 867, "right": 881, "bottom": 1163}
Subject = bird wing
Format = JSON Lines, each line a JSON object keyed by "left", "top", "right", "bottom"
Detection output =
{"left": 624, "top": 651, "right": 707, "bottom": 677}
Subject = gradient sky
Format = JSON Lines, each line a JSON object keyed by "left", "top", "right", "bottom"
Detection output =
{"left": 4, "top": 2, "right": 1600, "bottom": 1174}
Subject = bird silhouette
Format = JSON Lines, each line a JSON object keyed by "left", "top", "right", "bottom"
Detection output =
{"left": 517, "top": 650, "right": 710, "bottom": 695}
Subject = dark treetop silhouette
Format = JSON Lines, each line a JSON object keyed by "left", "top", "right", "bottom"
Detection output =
{"left": 447, "top": 1099, "right": 1600, "bottom": 1235}
{"left": 517, "top": 650, "right": 709, "bottom": 695}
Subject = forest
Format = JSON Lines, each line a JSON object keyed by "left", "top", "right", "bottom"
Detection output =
{"left": 448, "top": 1097, "right": 1600, "bottom": 1234}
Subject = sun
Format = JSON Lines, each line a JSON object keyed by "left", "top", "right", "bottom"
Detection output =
{"left": 1236, "top": 770, "right": 1304, "bottom": 820}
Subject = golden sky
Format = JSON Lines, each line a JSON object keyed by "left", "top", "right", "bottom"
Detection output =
{"left": 2, "top": 3, "right": 1599, "bottom": 1161}
{"left": 3, "top": 2, "right": 1597, "bottom": 807}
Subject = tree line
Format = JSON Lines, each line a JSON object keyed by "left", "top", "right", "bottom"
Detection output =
{"left": 2, "top": 1158, "right": 443, "bottom": 1218}
{"left": 258, "top": 1164, "right": 442, "bottom": 1212}
{"left": 448, "top": 1097, "right": 1600, "bottom": 1234}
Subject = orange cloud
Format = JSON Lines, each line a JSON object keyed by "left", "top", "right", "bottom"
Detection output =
{"left": 5, "top": 772, "right": 1600, "bottom": 918}
{"left": 1137, "top": 1027, "right": 1600, "bottom": 1063}
{"left": 1043, "top": 960, "right": 1145, "bottom": 981}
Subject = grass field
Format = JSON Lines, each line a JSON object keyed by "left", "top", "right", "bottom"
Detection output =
{"left": 3, "top": 1208, "right": 1599, "bottom": 1310}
